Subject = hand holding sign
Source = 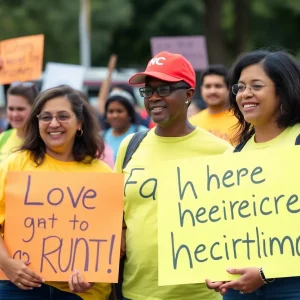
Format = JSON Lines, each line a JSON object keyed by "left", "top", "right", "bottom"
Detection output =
{"left": 205, "top": 279, "right": 226, "bottom": 295}
{"left": 1, "top": 256, "right": 44, "bottom": 290}
{"left": 218, "top": 268, "right": 264, "bottom": 295}
{"left": 69, "top": 270, "right": 94, "bottom": 293}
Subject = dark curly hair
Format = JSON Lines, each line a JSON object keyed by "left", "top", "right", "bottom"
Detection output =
{"left": 229, "top": 50, "right": 300, "bottom": 144}
{"left": 21, "top": 85, "right": 104, "bottom": 165}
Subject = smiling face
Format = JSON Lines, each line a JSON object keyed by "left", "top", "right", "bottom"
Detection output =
{"left": 144, "top": 78, "right": 190, "bottom": 126}
{"left": 38, "top": 96, "right": 82, "bottom": 155}
{"left": 106, "top": 100, "right": 131, "bottom": 131}
{"left": 236, "top": 64, "right": 280, "bottom": 126}
{"left": 6, "top": 94, "right": 32, "bottom": 129}
{"left": 201, "top": 74, "right": 229, "bottom": 107}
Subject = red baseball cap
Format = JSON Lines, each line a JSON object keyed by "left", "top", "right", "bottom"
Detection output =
{"left": 129, "top": 51, "right": 196, "bottom": 88}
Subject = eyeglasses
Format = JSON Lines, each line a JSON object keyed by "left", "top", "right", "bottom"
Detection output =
{"left": 37, "top": 112, "right": 74, "bottom": 123}
{"left": 232, "top": 83, "right": 275, "bottom": 95}
{"left": 139, "top": 85, "right": 189, "bottom": 98}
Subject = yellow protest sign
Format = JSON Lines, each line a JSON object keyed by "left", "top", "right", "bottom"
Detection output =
{"left": 157, "top": 147, "right": 300, "bottom": 286}
{"left": 0, "top": 34, "right": 44, "bottom": 84}
{"left": 0, "top": 172, "right": 123, "bottom": 282}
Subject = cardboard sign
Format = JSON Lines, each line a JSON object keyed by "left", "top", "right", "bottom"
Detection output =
{"left": 157, "top": 147, "right": 300, "bottom": 286}
{"left": 0, "top": 171, "right": 123, "bottom": 283}
{"left": 0, "top": 34, "right": 44, "bottom": 84}
{"left": 42, "top": 62, "right": 85, "bottom": 91}
{"left": 150, "top": 36, "right": 208, "bottom": 71}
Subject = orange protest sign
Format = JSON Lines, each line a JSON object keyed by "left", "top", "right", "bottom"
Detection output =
{"left": 0, "top": 171, "right": 124, "bottom": 283}
{"left": 0, "top": 34, "right": 44, "bottom": 84}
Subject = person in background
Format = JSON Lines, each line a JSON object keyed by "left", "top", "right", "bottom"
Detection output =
{"left": 76, "top": 90, "right": 114, "bottom": 168}
{"left": 0, "top": 82, "right": 39, "bottom": 162}
{"left": 103, "top": 90, "right": 148, "bottom": 162}
{"left": 189, "top": 65, "right": 237, "bottom": 143}
{"left": 206, "top": 50, "right": 300, "bottom": 299}
{"left": 115, "top": 51, "right": 231, "bottom": 300}
{"left": 0, "top": 85, "right": 112, "bottom": 300}
{"left": 110, "top": 83, "right": 156, "bottom": 129}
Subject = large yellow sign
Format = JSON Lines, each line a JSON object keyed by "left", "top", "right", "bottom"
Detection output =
{"left": 157, "top": 147, "right": 300, "bottom": 286}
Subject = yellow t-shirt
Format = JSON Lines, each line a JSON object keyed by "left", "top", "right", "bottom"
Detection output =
{"left": 0, "top": 129, "right": 23, "bottom": 162}
{"left": 0, "top": 151, "right": 112, "bottom": 300}
{"left": 115, "top": 127, "right": 232, "bottom": 300}
{"left": 238, "top": 124, "right": 300, "bottom": 151}
{"left": 189, "top": 109, "right": 238, "bottom": 143}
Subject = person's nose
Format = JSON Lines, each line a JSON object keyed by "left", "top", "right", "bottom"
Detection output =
{"left": 49, "top": 116, "right": 60, "bottom": 127}
{"left": 11, "top": 110, "right": 19, "bottom": 117}
{"left": 111, "top": 111, "right": 119, "bottom": 118}
{"left": 242, "top": 86, "right": 254, "bottom": 98}
{"left": 149, "top": 89, "right": 161, "bottom": 102}
{"left": 209, "top": 86, "right": 218, "bottom": 93}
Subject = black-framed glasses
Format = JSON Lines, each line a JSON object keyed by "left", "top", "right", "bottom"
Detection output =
{"left": 139, "top": 85, "right": 189, "bottom": 98}
{"left": 232, "top": 83, "right": 275, "bottom": 95}
{"left": 37, "top": 112, "right": 74, "bottom": 123}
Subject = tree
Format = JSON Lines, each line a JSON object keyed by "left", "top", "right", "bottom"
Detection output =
{"left": 203, "top": 0, "right": 228, "bottom": 64}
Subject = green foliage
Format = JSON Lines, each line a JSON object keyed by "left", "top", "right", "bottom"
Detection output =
{"left": 1, "top": 0, "right": 300, "bottom": 67}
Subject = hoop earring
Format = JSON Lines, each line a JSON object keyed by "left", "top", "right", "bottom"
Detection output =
{"left": 76, "top": 129, "right": 83, "bottom": 137}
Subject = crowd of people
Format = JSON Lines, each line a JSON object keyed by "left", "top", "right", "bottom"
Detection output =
{"left": 0, "top": 47, "right": 299, "bottom": 300}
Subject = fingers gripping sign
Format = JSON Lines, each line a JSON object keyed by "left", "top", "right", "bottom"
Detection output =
{"left": 2, "top": 258, "right": 44, "bottom": 290}
{"left": 69, "top": 269, "right": 94, "bottom": 293}
{"left": 219, "top": 267, "right": 264, "bottom": 294}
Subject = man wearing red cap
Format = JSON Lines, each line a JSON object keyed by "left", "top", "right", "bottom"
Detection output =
{"left": 114, "top": 51, "right": 231, "bottom": 300}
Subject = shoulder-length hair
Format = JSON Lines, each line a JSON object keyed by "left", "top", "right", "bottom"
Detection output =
{"left": 229, "top": 50, "right": 300, "bottom": 144}
{"left": 21, "top": 85, "right": 104, "bottom": 165}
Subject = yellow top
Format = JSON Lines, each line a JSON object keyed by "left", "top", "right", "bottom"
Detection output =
{"left": 115, "top": 127, "right": 232, "bottom": 300}
{"left": 0, "top": 151, "right": 112, "bottom": 300}
{"left": 189, "top": 109, "right": 238, "bottom": 144}
{"left": 0, "top": 129, "right": 23, "bottom": 162}
{"left": 240, "top": 123, "right": 300, "bottom": 151}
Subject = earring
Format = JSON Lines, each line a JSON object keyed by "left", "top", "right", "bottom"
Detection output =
{"left": 76, "top": 128, "right": 83, "bottom": 137}
{"left": 185, "top": 100, "right": 189, "bottom": 104}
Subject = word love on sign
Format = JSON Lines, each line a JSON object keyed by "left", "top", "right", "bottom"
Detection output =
{"left": 2, "top": 171, "right": 123, "bottom": 282}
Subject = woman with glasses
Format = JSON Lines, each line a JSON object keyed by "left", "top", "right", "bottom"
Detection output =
{"left": 206, "top": 50, "right": 300, "bottom": 299}
{"left": 114, "top": 51, "right": 231, "bottom": 300}
{"left": 0, "top": 85, "right": 112, "bottom": 299}
{"left": 103, "top": 90, "right": 148, "bottom": 163}
{"left": 0, "top": 82, "right": 39, "bottom": 162}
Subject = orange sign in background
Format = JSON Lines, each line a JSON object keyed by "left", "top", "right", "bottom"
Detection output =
{"left": 0, "top": 171, "right": 124, "bottom": 283}
{"left": 0, "top": 34, "right": 44, "bottom": 84}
